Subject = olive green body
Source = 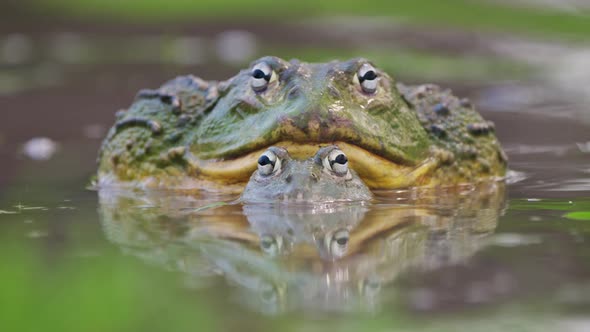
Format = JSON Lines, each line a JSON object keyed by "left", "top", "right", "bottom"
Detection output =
{"left": 97, "top": 56, "right": 506, "bottom": 191}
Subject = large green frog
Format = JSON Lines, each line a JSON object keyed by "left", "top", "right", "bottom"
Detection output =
{"left": 97, "top": 56, "right": 506, "bottom": 191}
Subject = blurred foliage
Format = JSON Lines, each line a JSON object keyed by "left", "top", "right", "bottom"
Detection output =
{"left": 0, "top": 242, "right": 557, "bottom": 332}
{"left": 268, "top": 47, "right": 530, "bottom": 81}
{"left": 564, "top": 211, "right": 590, "bottom": 221}
{"left": 495, "top": 198, "right": 590, "bottom": 234}
{"left": 509, "top": 198, "right": 590, "bottom": 211}
{"left": 0, "top": 241, "right": 218, "bottom": 332}
{"left": 32, "top": 0, "right": 590, "bottom": 40}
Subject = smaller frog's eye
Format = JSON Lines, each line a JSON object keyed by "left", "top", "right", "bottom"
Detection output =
{"left": 361, "top": 276, "right": 381, "bottom": 297}
{"left": 260, "top": 234, "right": 283, "bottom": 256}
{"left": 257, "top": 150, "right": 281, "bottom": 176}
{"left": 258, "top": 283, "right": 279, "bottom": 305}
{"left": 357, "top": 63, "right": 378, "bottom": 94}
{"left": 323, "top": 148, "right": 349, "bottom": 176}
{"left": 251, "top": 62, "right": 274, "bottom": 92}
{"left": 328, "top": 229, "right": 350, "bottom": 258}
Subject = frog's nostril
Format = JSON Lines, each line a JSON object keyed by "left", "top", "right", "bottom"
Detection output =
{"left": 328, "top": 85, "right": 341, "bottom": 98}
{"left": 311, "top": 173, "right": 319, "bottom": 183}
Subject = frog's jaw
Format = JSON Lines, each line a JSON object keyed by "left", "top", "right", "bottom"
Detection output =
{"left": 186, "top": 141, "right": 438, "bottom": 189}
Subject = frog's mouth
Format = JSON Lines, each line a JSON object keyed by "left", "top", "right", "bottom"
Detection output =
{"left": 186, "top": 141, "right": 438, "bottom": 189}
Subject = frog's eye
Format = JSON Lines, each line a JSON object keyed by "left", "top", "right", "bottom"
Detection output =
{"left": 250, "top": 62, "right": 274, "bottom": 92}
{"left": 260, "top": 234, "right": 283, "bottom": 256}
{"left": 361, "top": 276, "right": 381, "bottom": 297}
{"left": 327, "top": 229, "right": 350, "bottom": 258}
{"left": 357, "top": 63, "right": 378, "bottom": 94}
{"left": 323, "top": 148, "right": 349, "bottom": 176}
{"left": 257, "top": 150, "right": 281, "bottom": 176}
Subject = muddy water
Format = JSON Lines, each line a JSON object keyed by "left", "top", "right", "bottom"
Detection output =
{"left": 2, "top": 18, "right": 590, "bottom": 331}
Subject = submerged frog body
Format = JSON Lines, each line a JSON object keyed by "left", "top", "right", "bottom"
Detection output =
{"left": 97, "top": 56, "right": 506, "bottom": 191}
{"left": 241, "top": 145, "right": 372, "bottom": 203}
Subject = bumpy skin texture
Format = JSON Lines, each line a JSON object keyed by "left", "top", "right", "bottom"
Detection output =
{"left": 397, "top": 83, "right": 507, "bottom": 185}
{"left": 241, "top": 146, "right": 372, "bottom": 203}
{"left": 97, "top": 76, "right": 218, "bottom": 188}
{"left": 97, "top": 56, "right": 506, "bottom": 191}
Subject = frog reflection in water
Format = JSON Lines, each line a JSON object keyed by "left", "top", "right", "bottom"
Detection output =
{"left": 241, "top": 145, "right": 372, "bottom": 203}
{"left": 99, "top": 182, "right": 505, "bottom": 314}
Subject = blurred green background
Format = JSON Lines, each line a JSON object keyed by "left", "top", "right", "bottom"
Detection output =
{"left": 29, "top": 0, "right": 590, "bottom": 39}
{"left": 2, "top": 1, "right": 590, "bottom": 331}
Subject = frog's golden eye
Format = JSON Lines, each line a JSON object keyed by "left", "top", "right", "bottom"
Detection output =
{"left": 323, "top": 148, "right": 349, "bottom": 176}
{"left": 251, "top": 62, "right": 275, "bottom": 92}
{"left": 257, "top": 149, "right": 282, "bottom": 176}
{"left": 357, "top": 63, "right": 378, "bottom": 94}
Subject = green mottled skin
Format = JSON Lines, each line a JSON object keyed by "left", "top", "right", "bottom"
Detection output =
{"left": 241, "top": 146, "right": 372, "bottom": 203}
{"left": 97, "top": 76, "right": 215, "bottom": 183}
{"left": 397, "top": 83, "right": 507, "bottom": 184}
{"left": 97, "top": 56, "right": 506, "bottom": 190}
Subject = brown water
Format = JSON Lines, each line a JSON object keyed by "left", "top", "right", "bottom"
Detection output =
{"left": 2, "top": 15, "right": 590, "bottom": 332}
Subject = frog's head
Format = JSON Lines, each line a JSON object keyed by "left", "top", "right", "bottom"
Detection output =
{"left": 241, "top": 145, "right": 372, "bottom": 203}
{"left": 190, "top": 56, "right": 434, "bottom": 188}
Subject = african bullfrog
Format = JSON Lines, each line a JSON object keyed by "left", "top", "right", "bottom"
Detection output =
{"left": 241, "top": 145, "right": 372, "bottom": 203}
{"left": 97, "top": 56, "right": 506, "bottom": 191}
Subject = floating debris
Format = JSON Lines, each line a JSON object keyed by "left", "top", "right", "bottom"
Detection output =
{"left": 505, "top": 170, "right": 527, "bottom": 184}
{"left": 14, "top": 204, "right": 49, "bottom": 211}
{"left": 22, "top": 137, "right": 58, "bottom": 160}
{"left": 488, "top": 233, "right": 542, "bottom": 247}
{"left": 21, "top": 206, "right": 48, "bottom": 210}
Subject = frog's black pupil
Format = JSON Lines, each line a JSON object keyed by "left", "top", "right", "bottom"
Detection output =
{"left": 258, "top": 155, "right": 273, "bottom": 166}
{"left": 334, "top": 154, "right": 348, "bottom": 165}
{"left": 336, "top": 236, "right": 348, "bottom": 246}
{"left": 253, "top": 69, "right": 270, "bottom": 80}
{"left": 360, "top": 70, "right": 377, "bottom": 82}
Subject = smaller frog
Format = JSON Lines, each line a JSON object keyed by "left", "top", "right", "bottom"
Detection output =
{"left": 241, "top": 145, "right": 372, "bottom": 203}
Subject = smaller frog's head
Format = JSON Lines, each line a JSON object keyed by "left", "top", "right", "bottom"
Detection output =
{"left": 241, "top": 145, "right": 372, "bottom": 203}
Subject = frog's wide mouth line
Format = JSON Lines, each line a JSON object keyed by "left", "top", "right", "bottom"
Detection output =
{"left": 187, "top": 141, "right": 439, "bottom": 189}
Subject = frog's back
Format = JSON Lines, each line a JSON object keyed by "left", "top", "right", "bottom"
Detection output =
{"left": 398, "top": 83, "right": 507, "bottom": 185}
{"left": 97, "top": 76, "right": 219, "bottom": 189}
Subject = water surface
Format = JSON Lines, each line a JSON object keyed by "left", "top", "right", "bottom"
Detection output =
{"left": 1, "top": 16, "right": 590, "bottom": 332}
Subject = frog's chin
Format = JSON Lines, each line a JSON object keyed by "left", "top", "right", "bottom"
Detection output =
{"left": 186, "top": 141, "right": 438, "bottom": 189}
